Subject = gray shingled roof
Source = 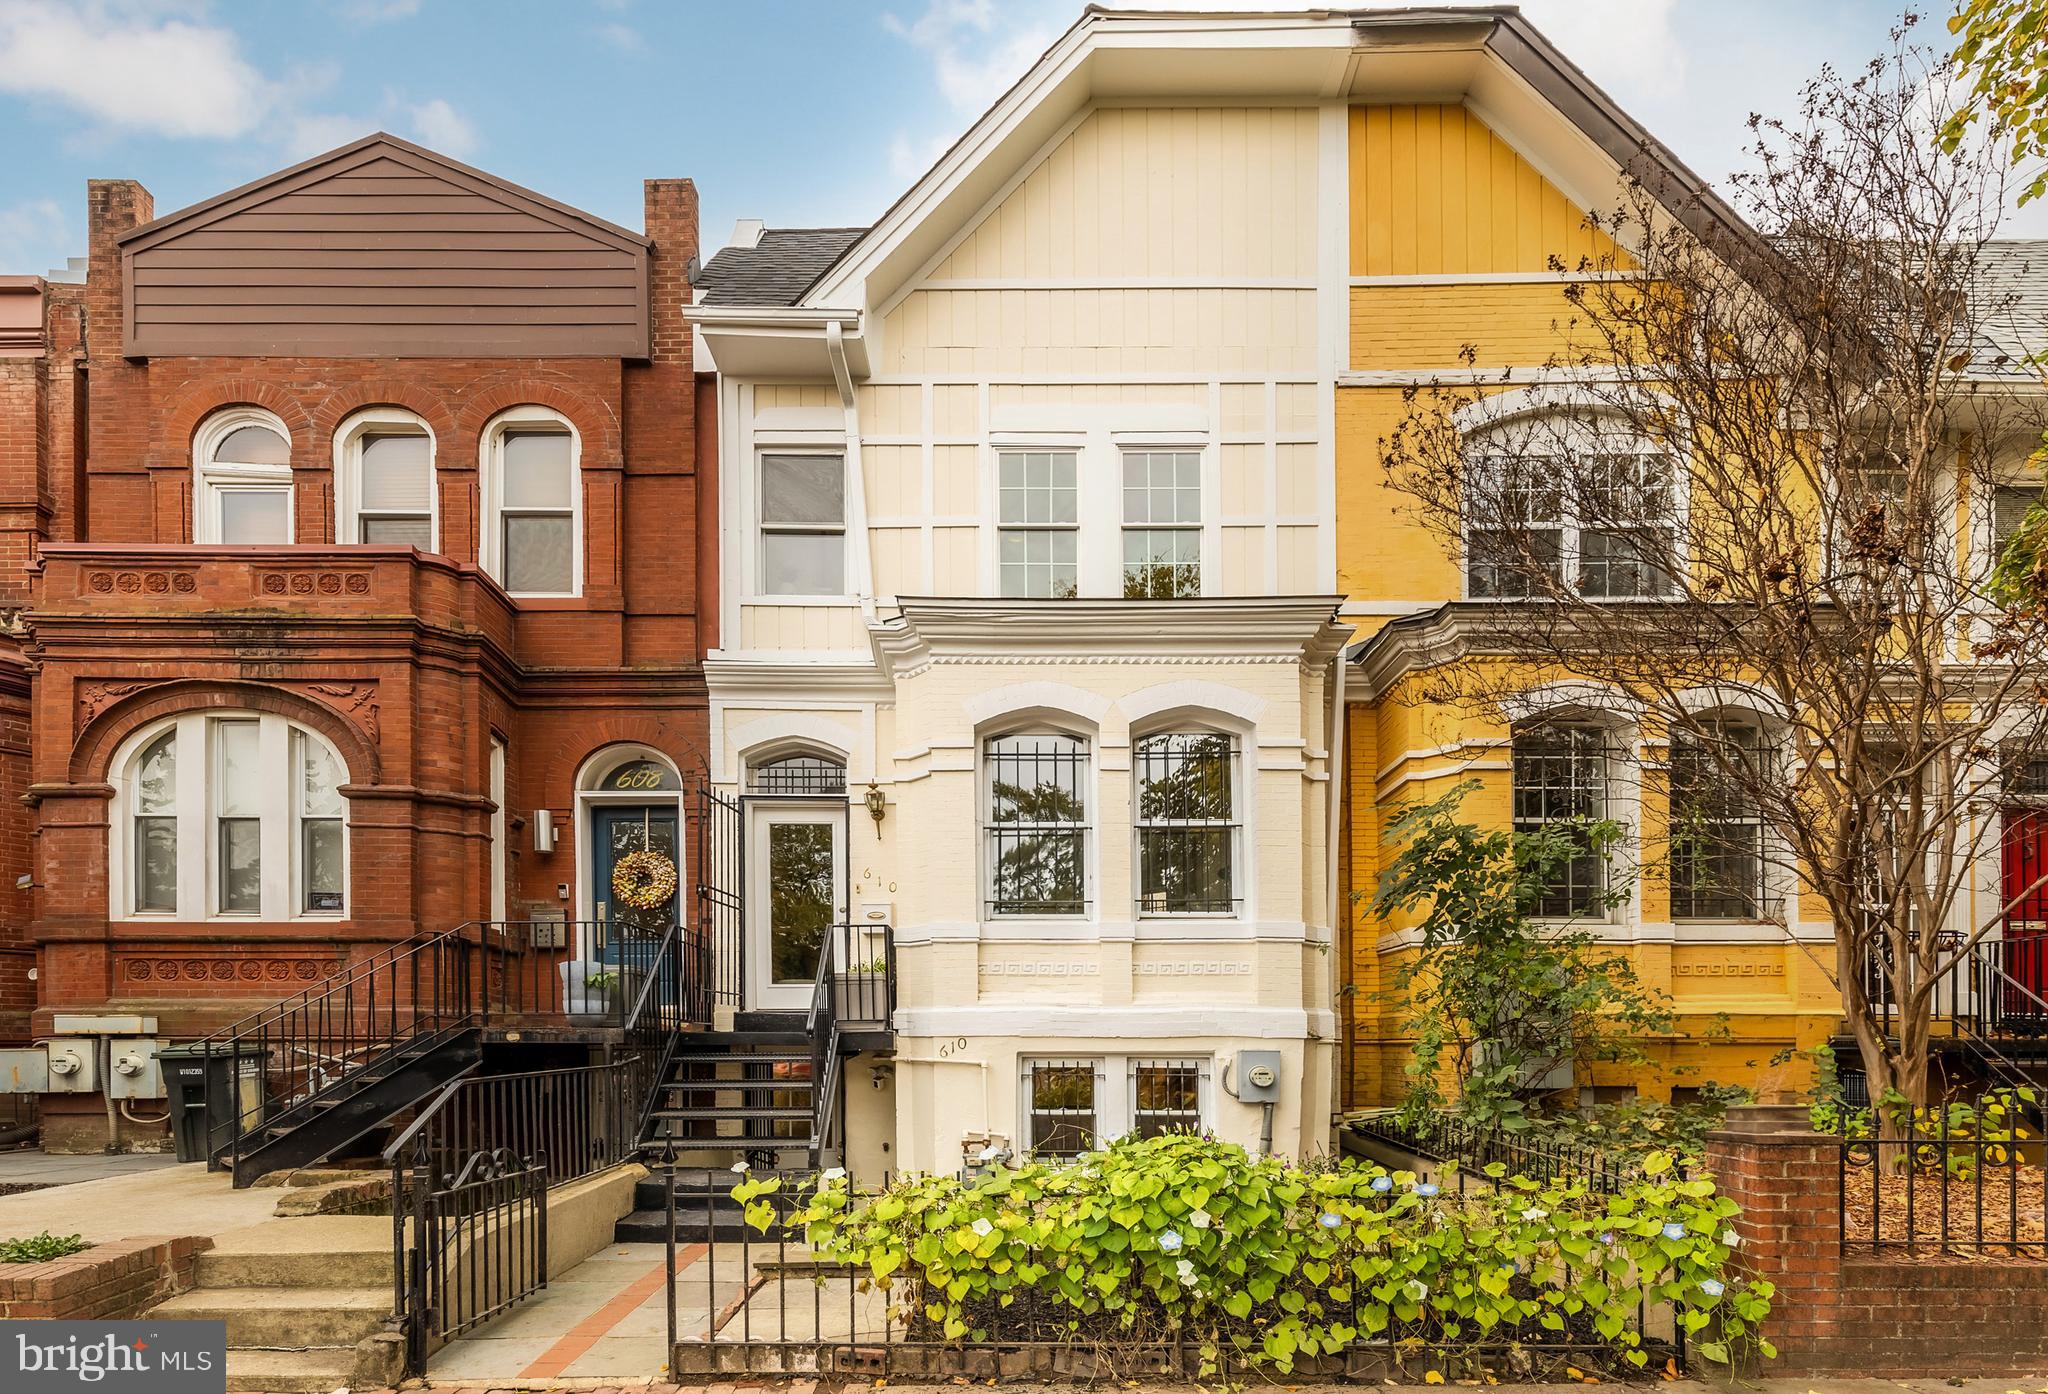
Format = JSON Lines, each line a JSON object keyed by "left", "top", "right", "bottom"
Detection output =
{"left": 1974, "top": 240, "right": 2048, "bottom": 378}
{"left": 695, "top": 227, "right": 867, "bottom": 307}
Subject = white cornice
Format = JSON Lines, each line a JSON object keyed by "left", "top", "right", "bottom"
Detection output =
{"left": 871, "top": 596, "right": 1347, "bottom": 682}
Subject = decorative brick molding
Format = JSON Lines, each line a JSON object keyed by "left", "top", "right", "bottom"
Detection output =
{"left": 0, "top": 1235, "right": 211, "bottom": 1319}
{"left": 1706, "top": 1104, "right": 2048, "bottom": 1375}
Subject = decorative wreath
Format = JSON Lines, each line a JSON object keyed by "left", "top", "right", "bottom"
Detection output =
{"left": 612, "top": 850, "right": 678, "bottom": 911}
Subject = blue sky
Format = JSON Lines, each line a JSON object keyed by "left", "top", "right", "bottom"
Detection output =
{"left": 1, "top": 0, "right": 2041, "bottom": 278}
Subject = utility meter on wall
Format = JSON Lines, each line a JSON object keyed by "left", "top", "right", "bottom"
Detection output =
{"left": 1235, "top": 1049, "right": 1283, "bottom": 1103}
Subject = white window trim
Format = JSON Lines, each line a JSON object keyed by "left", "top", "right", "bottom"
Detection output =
{"left": 489, "top": 737, "right": 508, "bottom": 924}
{"left": 1666, "top": 710, "right": 1793, "bottom": 927}
{"left": 1509, "top": 715, "right": 1637, "bottom": 927}
{"left": 110, "top": 712, "right": 350, "bottom": 923}
{"left": 194, "top": 407, "right": 294, "bottom": 545}
{"left": 1130, "top": 722, "right": 1247, "bottom": 920}
{"left": 984, "top": 430, "right": 1215, "bottom": 600}
{"left": 1459, "top": 414, "right": 1682, "bottom": 603}
{"left": 334, "top": 406, "right": 438, "bottom": 550}
{"left": 1017, "top": 1054, "right": 1214, "bottom": 1155}
{"left": 981, "top": 724, "right": 1096, "bottom": 924}
{"left": 1119, "top": 447, "right": 1206, "bottom": 599}
{"left": 480, "top": 405, "right": 583, "bottom": 599}
{"left": 755, "top": 448, "right": 850, "bottom": 601}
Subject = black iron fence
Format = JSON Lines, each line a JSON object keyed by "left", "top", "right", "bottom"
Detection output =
{"left": 1863, "top": 932, "right": 2048, "bottom": 1042}
{"left": 806, "top": 921, "right": 896, "bottom": 1164}
{"left": 1348, "top": 1112, "right": 1650, "bottom": 1194}
{"left": 1836, "top": 1094, "right": 2048, "bottom": 1256}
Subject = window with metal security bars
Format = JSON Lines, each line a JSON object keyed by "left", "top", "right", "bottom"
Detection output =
{"left": 1122, "top": 450, "right": 1201, "bottom": 598}
{"left": 1131, "top": 1059, "right": 1206, "bottom": 1138}
{"left": 1511, "top": 723, "right": 1611, "bottom": 918}
{"left": 1023, "top": 1059, "right": 1101, "bottom": 1157}
{"left": 1134, "top": 732, "right": 1237, "bottom": 915}
{"left": 748, "top": 753, "right": 849, "bottom": 796}
{"left": 1669, "top": 723, "right": 1771, "bottom": 919}
{"left": 998, "top": 451, "right": 1078, "bottom": 598}
{"left": 986, "top": 732, "right": 1088, "bottom": 916}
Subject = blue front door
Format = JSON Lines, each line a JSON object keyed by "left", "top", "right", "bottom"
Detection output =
{"left": 591, "top": 805, "right": 681, "bottom": 972}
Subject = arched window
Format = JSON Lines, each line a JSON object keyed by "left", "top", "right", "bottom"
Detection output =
{"left": 1464, "top": 410, "right": 1674, "bottom": 601}
{"left": 1511, "top": 720, "right": 1613, "bottom": 918}
{"left": 747, "top": 751, "right": 848, "bottom": 796}
{"left": 195, "top": 409, "right": 293, "bottom": 544}
{"left": 1132, "top": 730, "right": 1239, "bottom": 916}
{"left": 115, "top": 713, "right": 349, "bottom": 920}
{"left": 482, "top": 407, "right": 580, "bottom": 597}
{"left": 336, "top": 408, "right": 435, "bottom": 548}
{"left": 985, "top": 730, "right": 1089, "bottom": 917}
{"left": 1669, "top": 716, "right": 1772, "bottom": 920}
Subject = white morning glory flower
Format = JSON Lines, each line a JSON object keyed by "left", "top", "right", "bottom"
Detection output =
{"left": 1720, "top": 1229, "right": 1740, "bottom": 1248}
{"left": 1370, "top": 1175, "right": 1393, "bottom": 1193}
{"left": 1320, "top": 1211, "right": 1343, "bottom": 1229}
{"left": 1661, "top": 1222, "right": 1687, "bottom": 1241}
{"left": 1176, "top": 1258, "right": 1198, "bottom": 1287}
{"left": 971, "top": 1217, "right": 994, "bottom": 1237}
{"left": 821, "top": 1166, "right": 846, "bottom": 1181}
{"left": 1700, "top": 1278, "right": 1725, "bottom": 1298}
{"left": 730, "top": 1160, "right": 749, "bottom": 1173}
{"left": 1158, "top": 1229, "right": 1184, "bottom": 1252}
{"left": 1521, "top": 1206, "right": 1548, "bottom": 1222}
{"left": 1189, "top": 1208, "right": 1212, "bottom": 1229}
{"left": 1403, "top": 1279, "right": 1429, "bottom": 1302}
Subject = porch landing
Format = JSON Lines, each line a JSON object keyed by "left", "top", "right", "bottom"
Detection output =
{"left": 0, "top": 1155, "right": 273, "bottom": 1244}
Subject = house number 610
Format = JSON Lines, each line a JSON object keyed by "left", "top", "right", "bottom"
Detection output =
{"left": 938, "top": 1036, "right": 969, "bottom": 1058}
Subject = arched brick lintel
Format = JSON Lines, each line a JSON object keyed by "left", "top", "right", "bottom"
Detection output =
{"left": 72, "top": 679, "right": 383, "bottom": 787}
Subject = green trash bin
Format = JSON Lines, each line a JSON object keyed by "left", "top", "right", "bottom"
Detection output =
{"left": 157, "top": 1042, "right": 265, "bottom": 1168}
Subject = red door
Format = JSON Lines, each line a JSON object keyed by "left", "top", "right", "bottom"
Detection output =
{"left": 2001, "top": 808, "right": 2048, "bottom": 1017}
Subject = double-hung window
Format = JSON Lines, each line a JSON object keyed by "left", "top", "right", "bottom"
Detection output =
{"left": 1669, "top": 721, "right": 1769, "bottom": 919}
{"left": 985, "top": 731, "right": 1088, "bottom": 916}
{"left": 1465, "top": 445, "right": 1674, "bottom": 600}
{"left": 1993, "top": 482, "right": 2042, "bottom": 560}
{"left": 759, "top": 453, "right": 846, "bottom": 595}
{"left": 339, "top": 412, "right": 435, "bottom": 547}
{"left": 1511, "top": 723, "right": 1611, "bottom": 918}
{"left": 998, "top": 451, "right": 1078, "bottom": 598}
{"left": 1122, "top": 450, "right": 1201, "bottom": 598}
{"left": 1134, "top": 732, "right": 1238, "bottom": 915}
{"left": 196, "top": 411, "right": 294, "bottom": 545}
{"left": 483, "top": 409, "right": 580, "bottom": 597}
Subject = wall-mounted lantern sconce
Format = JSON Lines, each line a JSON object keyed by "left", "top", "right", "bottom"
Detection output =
{"left": 533, "top": 809, "right": 556, "bottom": 854}
{"left": 863, "top": 781, "right": 887, "bottom": 835}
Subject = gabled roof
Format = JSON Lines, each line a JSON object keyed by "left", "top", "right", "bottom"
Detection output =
{"left": 772, "top": 5, "right": 1762, "bottom": 314}
{"left": 119, "top": 131, "right": 648, "bottom": 253}
{"left": 697, "top": 228, "right": 868, "bottom": 307}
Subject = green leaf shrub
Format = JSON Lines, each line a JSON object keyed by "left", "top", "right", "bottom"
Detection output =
{"left": 0, "top": 1232, "right": 90, "bottom": 1264}
{"left": 735, "top": 1133, "right": 1772, "bottom": 1374}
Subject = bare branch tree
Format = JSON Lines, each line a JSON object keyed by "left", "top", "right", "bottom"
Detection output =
{"left": 1378, "top": 19, "right": 2048, "bottom": 1128}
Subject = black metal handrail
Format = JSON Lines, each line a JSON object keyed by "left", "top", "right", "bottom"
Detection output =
{"left": 805, "top": 921, "right": 895, "bottom": 1166}
{"left": 1863, "top": 932, "right": 2046, "bottom": 1092}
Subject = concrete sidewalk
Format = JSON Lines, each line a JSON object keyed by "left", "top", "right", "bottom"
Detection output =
{"left": 0, "top": 1155, "right": 271, "bottom": 1243}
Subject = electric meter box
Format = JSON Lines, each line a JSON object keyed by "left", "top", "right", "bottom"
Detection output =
{"left": 44, "top": 1038, "right": 97, "bottom": 1092}
{"left": 106, "top": 1038, "right": 165, "bottom": 1100}
{"left": 1235, "top": 1049, "right": 1283, "bottom": 1103}
{"left": 0, "top": 1048, "right": 47, "bottom": 1094}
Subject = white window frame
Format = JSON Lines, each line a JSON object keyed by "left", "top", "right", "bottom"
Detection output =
{"left": 1017, "top": 1054, "right": 1214, "bottom": 1157}
{"left": 755, "top": 449, "right": 849, "bottom": 599}
{"left": 489, "top": 736, "right": 508, "bottom": 924}
{"left": 995, "top": 448, "right": 1081, "bottom": 599}
{"left": 194, "top": 407, "right": 294, "bottom": 545}
{"left": 111, "top": 712, "right": 350, "bottom": 922}
{"left": 480, "top": 405, "right": 583, "bottom": 599}
{"left": 1130, "top": 727, "right": 1242, "bottom": 918}
{"left": 982, "top": 726, "right": 1094, "bottom": 921}
{"left": 1510, "top": 719, "right": 1617, "bottom": 922}
{"left": 1666, "top": 716, "right": 1778, "bottom": 923}
{"left": 1461, "top": 415, "right": 1679, "bottom": 602}
{"left": 335, "top": 406, "right": 437, "bottom": 550}
{"left": 1119, "top": 448, "right": 1204, "bottom": 598}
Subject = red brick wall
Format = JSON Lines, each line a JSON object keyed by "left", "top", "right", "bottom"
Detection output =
{"left": 1706, "top": 1105, "right": 2048, "bottom": 1375}
{"left": 0, "top": 1235, "right": 210, "bottom": 1319}
{"left": 13, "top": 166, "right": 714, "bottom": 1102}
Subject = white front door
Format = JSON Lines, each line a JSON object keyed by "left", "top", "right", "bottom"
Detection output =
{"left": 746, "top": 805, "right": 845, "bottom": 1009}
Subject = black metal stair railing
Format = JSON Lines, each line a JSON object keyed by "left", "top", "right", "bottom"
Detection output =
{"left": 805, "top": 921, "right": 895, "bottom": 1166}
{"left": 1862, "top": 931, "right": 2047, "bottom": 1092}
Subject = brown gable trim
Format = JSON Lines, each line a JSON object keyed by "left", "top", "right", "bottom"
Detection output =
{"left": 118, "top": 132, "right": 649, "bottom": 254}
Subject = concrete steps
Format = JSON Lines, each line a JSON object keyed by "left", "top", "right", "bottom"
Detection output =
{"left": 223, "top": 1346, "right": 362, "bottom": 1394}
{"left": 149, "top": 1284, "right": 389, "bottom": 1348}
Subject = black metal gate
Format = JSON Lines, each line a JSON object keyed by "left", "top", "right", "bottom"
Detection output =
{"left": 695, "top": 780, "right": 744, "bottom": 1007}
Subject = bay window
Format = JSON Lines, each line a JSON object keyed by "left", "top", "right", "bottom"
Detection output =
{"left": 1511, "top": 722, "right": 1612, "bottom": 918}
{"left": 1669, "top": 721, "right": 1770, "bottom": 919}
{"left": 985, "top": 730, "right": 1088, "bottom": 916}
{"left": 117, "top": 713, "right": 350, "bottom": 920}
{"left": 1133, "top": 731, "right": 1238, "bottom": 915}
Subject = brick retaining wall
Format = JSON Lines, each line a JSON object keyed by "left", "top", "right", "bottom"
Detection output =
{"left": 0, "top": 1235, "right": 211, "bottom": 1319}
{"left": 1706, "top": 1104, "right": 2048, "bottom": 1375}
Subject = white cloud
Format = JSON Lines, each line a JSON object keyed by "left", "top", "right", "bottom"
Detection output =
{"left": 881, "top": 0, "right": 1061, "bottom": 115}
{"left": 0, "top": 197, "right": 73, "bottom": 276}
{"left": 283, "top": 113, "right": 372, "bottom": 161}
{"left": 405, "top": 98, "right": 477, "bottom": 158}
{"left": 1512, "top": 1, "right": 1684, "bottom": 103}
{"left": 596, "top": 22, "right": 642, "bottom": 52}
{"left": 0, "top": 0, "right": 276, "bottom": 139}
